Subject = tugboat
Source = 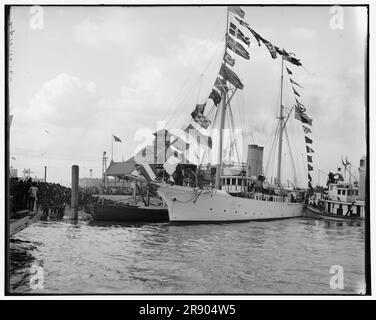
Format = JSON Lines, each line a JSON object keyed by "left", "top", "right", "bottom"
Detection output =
{"left": 304, "top": 157, "right": 366, "bottom": 221}
{"left": 88, "top": 175, "right": 169, "bottom": 222}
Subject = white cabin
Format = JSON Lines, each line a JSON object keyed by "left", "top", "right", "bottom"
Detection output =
{"left": 325, "top": 183, "right": 365, "bottom": 218}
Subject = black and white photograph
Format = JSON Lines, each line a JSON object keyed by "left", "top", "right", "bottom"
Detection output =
{"left": 5, "top": 3, "right": 370, "bottom": 297}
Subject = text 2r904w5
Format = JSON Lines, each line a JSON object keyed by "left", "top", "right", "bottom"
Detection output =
{"left": 183, "top": 304, "right": 236, "bottom": 315}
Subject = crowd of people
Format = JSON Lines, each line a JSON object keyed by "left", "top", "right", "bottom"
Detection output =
{"left": 9, "top": 177, "right": 99, "bottom": 219}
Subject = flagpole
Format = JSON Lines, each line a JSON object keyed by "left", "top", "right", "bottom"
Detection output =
{"left": 111, "top": 135, "right": 114, "bottom": 162}
{"left": 215, "top": 7, "right": 230, "bottom": 189}
{"left": 276, "top": 57, "right": 284, "bottom": 186}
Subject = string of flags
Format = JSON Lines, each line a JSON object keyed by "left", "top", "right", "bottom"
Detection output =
{"left": 143, "top": 6, "right": 310, "bottom": 182}
{"left": 191, "top": 103, "right": 211, "bottom": 129}
{"left": 189, "top": 6, "right": 312, "bottom": 188}
{"left": 285, "top": 62, "right": 314, "bottom": 188}
{"left": 189, "top": 5, "right": 304, "bottom": 133}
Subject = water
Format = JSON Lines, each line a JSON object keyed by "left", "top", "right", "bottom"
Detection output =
{"left": 9, "top": 218, "right": 365, "bottom": 294}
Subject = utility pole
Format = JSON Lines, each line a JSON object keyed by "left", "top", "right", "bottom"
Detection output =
{"left": 102, "top": 151, "right": 108, "bottom": 188}
{"left": 44, "top": 165, "right": 47, "bottom": 182}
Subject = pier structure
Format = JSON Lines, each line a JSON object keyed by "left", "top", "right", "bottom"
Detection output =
{"left": 71, "top": 165, "right": 79, "bottom": 220}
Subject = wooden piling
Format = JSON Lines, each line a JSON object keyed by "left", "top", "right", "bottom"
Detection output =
{"left": 71, "top": 165, "right": 79, "bottom": 220}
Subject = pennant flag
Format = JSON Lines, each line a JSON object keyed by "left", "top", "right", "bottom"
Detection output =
{"left": 261, "top": 39, "right": 278, "bottom": 59}
{"left": 286, "top": 66, "right": 293, "bottom": 75}
{"left": 308, "top": 164, "right": 314, "bottom": 171}
{"left": 277, "top": 48, "right": 302, "bottom": 66}
{"left": 229, "top": 22, "right": 250, "bottom": 46}
{"left": 307, "top": 155, "right": 313, "bottom": 163}
{"left": 305, "top": 136, "right": 313, "bottom": 144}
{"left": 235, "top": 17, "right": 249, "bottom": 28}
{"left": 295, "top": 106, "right": 312, "bottom": 126}
{"left": 295, "top": 98, "right": 304, "bottom": 107}
{"left": 137, "top": 163, "right": 158, "bottom": 181}
{"left": 219, "top": 63, "right": 244, "bottom": 89}
{"left": 246, "top": 27, "right": 263, "bottom": 46}
{"left": 292, "top": 87, "right": 301, "bottom": 97}
{"left": 306, "top": 146, "right": 314, "bottom": 153}
{"left": 303, "top": 126, "right": 311, "bottom": 134}
{"left": 223, "top": 52, "right": 235, "bottom": 67}
{"left": 290, "top": 78, "right": 303, "bottom": 88}
{"left": 308, "top": 173, "right": 312, "bottom": 181}
{"left": 195, "top": 102, "right": 206, "bottom": 114}
{"left": 226, "top": 35, "right": 250, "bottom": 60}
{"left": 163, "top": 155, "right": 181, "bottom": 176}
{"left": 295, "top": 99, "right": 306, "bottom": 112}
{"left": 185, "top": 123, "right": 212, "bottom": 149}
{"left": 11, "top": 156, "right": 16, "bottom": 160}
{"left": 214, "top": 77, "right": 228, "bottom": 92}
{"left": 191, "top": 106, "right": 211, "bottom": 129}
{"left": 113, "top": 135, "right": 122, "bottom": 142}
{"left": 228, "top": 6, "right": 245, "bottom": 19}
{"left": 296, "top": 104, "right": 306, "bottom": 113}
{"left": 300, "top": 113, "right": 312, "bottom": 126}
{"left": 209, "top": 88, "right": 222, "bottom": 105}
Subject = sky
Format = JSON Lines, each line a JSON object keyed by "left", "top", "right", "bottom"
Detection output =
{"left": 8, "top": 5, "right": 368, "bottom": 187}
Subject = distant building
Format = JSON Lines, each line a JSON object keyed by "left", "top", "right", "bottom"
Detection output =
{"left": 79, "top": 178, "right": 102, "bottom": 188}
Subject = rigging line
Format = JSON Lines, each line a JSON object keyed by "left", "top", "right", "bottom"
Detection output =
{"left": 284, "top": 128, "right": 299, "bottom": 187}
{"left": 196, "top": 74, "right": 204, "bottom": 105}
{"left": 302, "top": 65, "right": 315, "bottom": 76}
{"left": 165, "top": 38, "right": 224, "bottom": 131}
{"left": 267, "top": 122, "right": 280, "bottom": 177}
{"left": 282, "top": 105, "right": 294, "bottom": 131}
{"left": 172, "top": 101, "right": 215, "bottom": 136}
{"left": 164, "top": 80, "right": 202, "bottom": 128}
{"left": 159, "top": 12, "right": 225, "bottom": 122}
{"left": 301, "top": 153, "right": 308, "bottom": 185}
{"left": 234, "top": 91, "right": 248, "bottom": 156}
{"left": 224, "top": 106, "right": 234, "bottom": 163}
{"left": 227, "top": 102, "right": 241, "bottom": 164}
{"left": 264, "top": 121, "right": 279, "bottom": 178}
{"left": 290, "top": 116, "right": 306, "bottom": 181}
{"left": 156, "top": 104, "right": 218, "bottom": 165}
{"left": 165, "top": 31, "right": 226, "bottom": 129}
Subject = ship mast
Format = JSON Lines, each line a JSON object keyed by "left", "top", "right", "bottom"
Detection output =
{"left": 276, "top": 57, "right": 285, "bottom": 186}
{"left": 215, "top": 7, "right": 230, "bottom": 189}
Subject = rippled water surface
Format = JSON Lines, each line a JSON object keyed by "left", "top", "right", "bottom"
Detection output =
{"left": 9, "top": 217, "right": 366, "bottom": 294}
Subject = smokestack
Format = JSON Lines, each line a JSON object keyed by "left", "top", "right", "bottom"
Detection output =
{"left": 246, "top": 144, "right": 264, "bottom": 178}
{"left": 358, "top": 156, "right": 366, "bottom": 201}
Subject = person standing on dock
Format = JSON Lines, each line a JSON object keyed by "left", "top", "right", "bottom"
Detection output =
{"left": 27, "top": 182, "right": 38, "bottom": 211}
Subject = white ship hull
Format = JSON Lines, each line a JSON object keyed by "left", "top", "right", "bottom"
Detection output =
{"left": 156, "top": 184, "right": 303, "bottom": 222}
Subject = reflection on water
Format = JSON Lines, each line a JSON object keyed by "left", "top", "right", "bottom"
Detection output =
{"left": 9, "top": 217, "right": 366, "bottom": 294}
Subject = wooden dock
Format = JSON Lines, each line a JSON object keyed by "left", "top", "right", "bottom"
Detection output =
{"left": 9, "top": 210, "right": 43, "bottom": 237}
